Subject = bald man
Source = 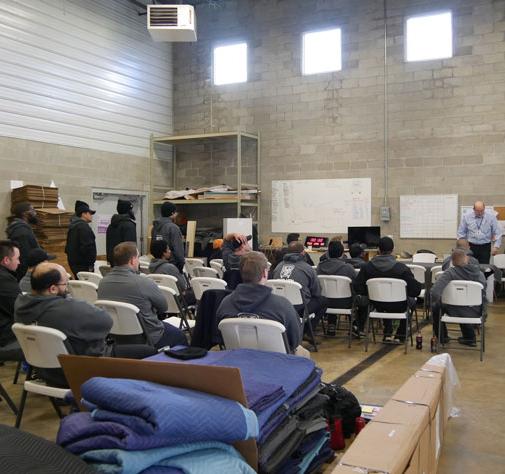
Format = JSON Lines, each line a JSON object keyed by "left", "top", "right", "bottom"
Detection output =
{"left": 457, "top": 201, "right": 502, "bottom": 264}
{"left": 441, "top": 239, "right": 479, "bottom": 271}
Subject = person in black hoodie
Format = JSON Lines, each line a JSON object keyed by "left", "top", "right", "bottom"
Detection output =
{"left": 216, "top": 251, "right": 302, "bottom": 352}
{"left": 0, "top": 241, "right": 21, "bottom": 348}
{"left": 106, "top": 199, "right": 137, "bottom": 266}
{"left": 65, "top": 200, "right": 97, "bottom": 278}
{"left": 5, "top": 202, "right": 40, "bottom": 279}
{"left": 346, "top": 243, "right": 368, "bottom": 269}
{"left": 354, "top": 237, "right": 421, "bottom": 342}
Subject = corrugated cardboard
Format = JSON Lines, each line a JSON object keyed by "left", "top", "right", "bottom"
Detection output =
{"left": 332, "top": 466, "right": 369, "bottom": 473}
{"left": 339, "top": 421, "right": 419, "bottom": 474}
{"left": 58, "top": 355, "right": 258, "bottom": 470}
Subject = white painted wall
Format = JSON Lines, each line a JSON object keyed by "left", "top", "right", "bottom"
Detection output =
{"left": 0, "top": 0, "right": 173, "bottom": 156}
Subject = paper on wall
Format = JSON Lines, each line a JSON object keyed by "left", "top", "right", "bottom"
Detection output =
{"left": 10, "top": 180, "right": 24, "bottom": 189}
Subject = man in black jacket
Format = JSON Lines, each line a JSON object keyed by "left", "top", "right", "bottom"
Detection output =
{"left": 106, "top": 199, "right": 137, "bottom": 266}
{"left": 346, "top": 243, "right": 367, "bottom": 269}
{"left": 217, "top": 251, "right": 302, "bottom": 352}
{"left": 6, "top": 202, "right": 40, "bottom": 279}
{"left": 354, "top": 237, "right": 421, "bottom": 342}
{"left": 65, "top": 200, "right": 97, "bottom": 278}
{"left": 0, "top": 241, "right": 21, "bottom": 348}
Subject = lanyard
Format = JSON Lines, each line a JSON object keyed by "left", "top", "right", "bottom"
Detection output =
{"left": 475, "top": 215, "right": 485, "bottom": 233}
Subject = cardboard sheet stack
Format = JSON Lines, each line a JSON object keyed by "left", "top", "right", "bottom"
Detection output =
{"left": 148, "top": 349, "right": 335, "bottom": 473}
{"left": 11, "top": 185, "right": 58, "bottom": 210}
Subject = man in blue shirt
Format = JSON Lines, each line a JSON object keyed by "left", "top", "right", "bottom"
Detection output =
{"left": 457, "top": 201, "right": 502, "bottom": 264}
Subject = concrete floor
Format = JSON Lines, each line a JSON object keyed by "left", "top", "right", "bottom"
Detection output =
{"left": 0, "top": 301, "right": 503, "bottom": 473}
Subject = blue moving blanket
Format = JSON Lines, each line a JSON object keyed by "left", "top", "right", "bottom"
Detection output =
{"left": 80, "top": 378, "right": 258, "bottom": 443}
{"left": 81, "top": 441, "right": 256, "bottom": 474}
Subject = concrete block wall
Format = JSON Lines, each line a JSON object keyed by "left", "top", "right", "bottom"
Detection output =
{"left": 172, "top": 0, "right": 505, "bottom": 254}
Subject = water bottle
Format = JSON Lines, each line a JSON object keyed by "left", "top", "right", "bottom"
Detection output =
{"left": 416, "top": 332, "right": 423, "bottom": 350}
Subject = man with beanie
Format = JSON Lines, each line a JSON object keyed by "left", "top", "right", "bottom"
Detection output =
{"left": 6, "top": 201, "right": 40, "bottom": 279}
{"left": 19, "top": 248, "right": 56, "bottom": 293}
{"left": 106, "top": 199, "right": 137, "bottom": 265}
{"left": 151, "top": 202, "right": 185, "bottom": 272}
{"left": 354, "top": 237, "right": 421, "bottom": 342}
{"left": 65, "top": 200, "right": 97, "bottom": 278}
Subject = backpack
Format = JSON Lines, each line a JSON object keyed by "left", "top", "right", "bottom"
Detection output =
{"left": 320, "top": 382, "right": 362, "bottom": 437}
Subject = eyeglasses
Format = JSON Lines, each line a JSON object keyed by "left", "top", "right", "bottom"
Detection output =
{"left": 56, "top": 282, "right": 68, "bottom": 287}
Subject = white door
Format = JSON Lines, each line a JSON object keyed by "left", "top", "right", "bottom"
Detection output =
{"left": 91, "top": 190, "right": 148, "bottom": 256}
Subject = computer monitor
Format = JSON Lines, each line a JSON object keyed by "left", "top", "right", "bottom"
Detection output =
{"left": 347, "top": 226, "right": 381, "bottom": 248}
{"left": 304, "top": 236, "right": 328, "bottom": 249}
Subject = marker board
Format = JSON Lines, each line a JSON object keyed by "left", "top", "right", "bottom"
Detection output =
{"left": 400, "top": 194, "right": 458, "bottom": 239}
{"left": 272, "top": 178, "right": 371, "bottom": 233}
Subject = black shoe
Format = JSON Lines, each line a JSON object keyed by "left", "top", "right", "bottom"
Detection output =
{"left": 457, "top": 337, "right": 476, "bottom": 347}
{"left": 351, "top": 326, "right": 360, "bottom": 338}
{"left": 326, "top": 324, "right": 336, "bottom": 337}
{"left": 439, "top": 336, "right": 451, "bottom": 344}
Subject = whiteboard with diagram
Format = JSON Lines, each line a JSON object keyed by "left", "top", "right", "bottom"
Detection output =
{"left": 400, "top": 194, "right": 458, "bottom": 239}
{"left": 271, "top": 178, "right": 371, "bottom": 233}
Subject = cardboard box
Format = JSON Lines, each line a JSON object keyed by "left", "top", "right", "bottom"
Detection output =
{"left": 332, "top": 466, "right": 368, "bottom": 473}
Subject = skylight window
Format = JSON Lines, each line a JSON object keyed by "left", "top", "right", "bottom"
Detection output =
{"left": 406, "top": 12, "right": 453, "bottom": 62}
{"left": 213, "top": 42, "right": 247, "bottom": 85}
{"left": 302, "top": 28, "right": 342, "bottom": 75}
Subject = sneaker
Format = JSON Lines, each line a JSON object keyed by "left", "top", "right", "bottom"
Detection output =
{"left": 351, "top": 326, "right": 361, "bottom": 338}
{"left": 383, "top": 336, "right": 395, "bottom": 343}
{"left": 457, "top": 337, "right": 476, "bottom": 347}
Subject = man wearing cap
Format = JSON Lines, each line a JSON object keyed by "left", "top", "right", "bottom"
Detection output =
{"left": 457, "top": 201, "right": 502, "bottom": 264}
{"left": 6, "top": 201, "right": 40, "bottom": 279}
{"left": 65, "top": 200, "right": 97, "bottom": 278}
{"left": 106, "top": 199, "right": 137, "bottom": 266}
{"left": 354, "top": 237, "right": 421, "bottom": 343}
{"left": 151, "top": 202, "right": 185, "bottom": 272}
{"left": 19, "top": 248, "right": 56, "bottom": 293}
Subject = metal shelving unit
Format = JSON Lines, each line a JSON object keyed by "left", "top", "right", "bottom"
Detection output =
{"left": 149, "top": 131, "right": 260, "bottom": 233}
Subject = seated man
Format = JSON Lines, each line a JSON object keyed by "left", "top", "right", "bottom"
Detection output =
{"left": 354, "top": 237, "right": 421, "bottom": 342}
{"left": 19, "top": 248, "right": 56, "bottom": 293}
{"left": 346, "top": 243, "right": 367, "bottom": 269}
{"left": 273, "top": 233, "right": 315, "bottom": 269}
{"left": 273, "top": 241, "right": 324, "bottom": 328}
{"left": 0, "top": 240, "right": 21, "bottom": 350}
{"left": 15, "top": 262, "right": 156, "bottom": 387}
{"left": 317, "top": 240, "right": 366, "bottom": 336}
{"left": 216, "top": 251, "right": 302, "bottom": 352}
{"left": 222, "top": 233, "right": 252, "bottom": 289}
{"left": 442, "top": 238, "right": 479, "bottom": 270}
{"left": 98, "top": 242, "right": 187, "bottom": 349}
{"left": 431, "top": 248, "right": 486, "bottom": 347}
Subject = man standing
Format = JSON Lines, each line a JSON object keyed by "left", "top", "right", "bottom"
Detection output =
{"left": 65, "top": 200, "right": 97, "bottom": 278}
{"left": 354, "top": 237, "right": 421, "bottom": 342}
{"left": 151, "top": 202, "right": 185, "bottom": 272}
{"left": 0, "top": 241, "right": 21, "bottom": 349}
{"left": 457, "top": 201, "right": 502, "bottom": 264}
{"left": 106, "top": 199, "right": 137, "bottom": 266}
{"left": 6, "top": 202, "right": 40, "bottom": 279}
{"left": 431, "top": 249, "right": 486, "bottom": 347}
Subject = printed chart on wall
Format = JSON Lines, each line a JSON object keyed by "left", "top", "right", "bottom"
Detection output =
{"left": 271, "top": 178, "right": 371, "bottom": 233}
{"left": 400, "top": 194, "right": 458, "bottom": 239}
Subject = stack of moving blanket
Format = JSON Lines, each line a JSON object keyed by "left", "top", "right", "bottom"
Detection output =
{"left": 148, "top": 349, "right": 335, "bottom": 473}
{"left": 57, "top": 377, "right": 258, "bottom": 474}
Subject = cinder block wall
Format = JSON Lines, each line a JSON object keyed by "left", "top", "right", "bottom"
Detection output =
{"left": 172, "top": 0, "right": 505, "bottom": 254}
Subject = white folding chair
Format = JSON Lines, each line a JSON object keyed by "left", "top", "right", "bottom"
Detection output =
{"left": 413, "top": 253, "right": 437, "bottom": 264}
{"left": 211, "top": 258, "right": 224, "bottom": 266}
{"left": 431, "top": 265, "right": 443, "bottom": 277}
{"left": 439, "top": 280, "right": 485, "bottom": 361}
{"left": 406, "top": 264, "right": 426, "bottom": 324}
{"left": 68, "top": 280, "right": 98, "bottom": 304}
{"left": 11, "top": 323, "right": 71, "bottom": 428}
{"left": 77, "top": 271, "right": 103, "bottom": 286}
{"left": 94, "top": 300, "right": 151, "bottom": 345}
{"left": 218, "top": 318, "right": 289, "bottom": 354}
{"left": 193, "top": 266, "right": 221, "bottom": 279}
{"left": 184, "top": 258, "right": 205, "bottom": 278}
{"left": 191, "top": 277, "right": 227, "bottom": 301}
{"left": 139, "top": 255, "right": 151, "bottom": 265}
{"left": 365, "top": 278, "right": 413, "bottom": 354}
{"left": 139, "top": 262, "right": 150, "bottom": 274}
{"left": 209, "top": 260, "right": 224, "bottom": 278}
{"left": 159, "top": 286, "right": 195, "bottom": 333}
{"left": 146, "top": 274, "right": 180, "bottom": 294}
{"left": 318, "top": 275, "right": 354, "bottom": 348}
{"left": 492, "top": 254, "right": 505, "bottom": 294}
{"left": 265, "top": 279, "right": 318, "bottom": 351}
{"left": 94, "top": 260, "right": 109, "bottom": 274}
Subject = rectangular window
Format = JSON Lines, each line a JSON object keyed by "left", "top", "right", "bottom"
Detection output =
{"left": 302, "top": 28, "right": 342, "bottom": 75}
{"left": 213, "top": 42, "right": 247, "bottom": 85}
{"left": 406, "top": 12, "right": 453, "bottom": 62}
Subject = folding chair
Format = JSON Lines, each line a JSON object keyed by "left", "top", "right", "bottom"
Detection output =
{"left": 76, "top": 271, "right": 103, "bottom": 286}
{"left": 265, "top": 279, "right": 318, "bottom": 352}
{"left": 318, "top": 275, "right": 354, "bottom": 348}
{"left": 193, "top": 266, "right": 221, "bottom": 279}
{"left": 158, "top": 286, "right": 195, "bottom": 334}
{"left": 11, "top": 323, "right": 71, "bottom": 428}
{"left": 413, "top": 253, "right": 437, "bottom": 264}
{"left": 191, "top": 277, "right": 227, "bottom": 301}
{"left": 492, "top": 254, "right": 505, "bottom": 295}
{"left": 406, "top": 264, "right": 425, "bottom": 324}
{"left": 365, "top": 278, "right": 414, "bottom": 354}
{"left": 438, "top": 280, "right": 485, "bottom": 361}
{"left": 94, "top": 260, "right": 109, "bottom": 274}
{"left": 68, "top": 280, "right": 98, "bottom": 304}
{"left": 184, "top": 258, "right": 205, "bottom": 278}
{"left": 218, "top": 318, "right": 289, "bottom": 354}
{"left": 146, "top": 273, "right": 194, "bottom": 321}
{"left": 209, "top": 260, "right": 224, "bottom": 278}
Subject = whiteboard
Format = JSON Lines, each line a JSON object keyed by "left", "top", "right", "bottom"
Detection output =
{"left": 272, "top": 178, "right": 371, "bottom": 233}
{"left": 400, "top": 194, "right": 458, "bottom": 239}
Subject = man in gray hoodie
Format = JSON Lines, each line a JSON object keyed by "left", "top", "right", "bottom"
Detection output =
{"left": 217, "top": 251, "right": 302, "bottom": 352}
{"left": 431, "top": 248, "right": 486, "bottom": 347}
{"left": 441, "top": 238, "right": 479, "bottom": 270}
{"left": 97, "top": 242, "right": 187, "bottom": 349}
